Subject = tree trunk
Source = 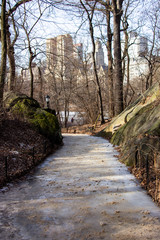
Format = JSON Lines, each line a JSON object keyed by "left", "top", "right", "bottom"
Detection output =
{"left": 122, "top": 28, "right": 130, "bottom": 108}
{"left": 64, "top": 101, "right": 69, "bottom": 128}
{"left": 124, "top": 53, "right": 130, "bottom": 107}
{"left": 27, "top": 38, "right": 35, "bottom": 98}
{"left": 29, "top": 56, "right": 34, "bottom": 98}
{"left": 0, "top": 0, "right": 7, "bottom": 107}
{"left": 6, "top": 20, "right": 16, "bottom": 91}
{"left": 145, "top": 60, "right": 153, "bottom": 90}
{"left": 106, "top": 0, "right": 114, "bottom": 118}
{"left": 112, "top": 0, "right": 124, "bottom": 115}
{"left": 38, "top": 67, "right": 44, "bottom": 106}
{"left": 6, "top": 13, "right": 19, "bottom": 92}
{"left": 91, "top": 45, "right": 105, "bottom": 124}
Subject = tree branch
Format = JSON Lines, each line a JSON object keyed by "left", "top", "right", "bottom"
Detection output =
{"left": 7, "top": 0, "right": 32, "bottom": 17}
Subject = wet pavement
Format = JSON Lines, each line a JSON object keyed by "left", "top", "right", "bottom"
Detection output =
{"left": 0, "top": 134, "right": 160, "bottom": 240}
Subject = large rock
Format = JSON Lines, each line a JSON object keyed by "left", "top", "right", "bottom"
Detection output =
{"left": 101, "top": 84, "right": 160, "bottom": 205}
{"left": 102, "top": 82, "right": 160, "bottom": 135}
{"left": 111, "top": 102, "right": 160, "bottom": 146}
{"left": 4, "top": 93, "right": 62, "bottom": 144}
{"left": 101, "top": 83, "right": 160, "bottom": 166}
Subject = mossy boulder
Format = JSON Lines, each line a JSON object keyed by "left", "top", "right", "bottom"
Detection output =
{"left": 110, "top": 99, "right": 160, "bottom": 166}
{"left": 5, "top": 93, "right": 62, "bottom": 144}
{"left": 111, "top": 101, "right": 160, "bottom": 147}
{"left": 30, "top": 108, "right": 61, "bottom": 143}
{"left": 102, "top": 84, "right": 160, "bottom": 205}
{"left": 9, "top": 97, "right": 40, "bottom": 119}
{"left": 4, "top": 92, "right": 38, "bottom": 109}
{"left": 101, "top": 83, "right": 160, "bottom": 167}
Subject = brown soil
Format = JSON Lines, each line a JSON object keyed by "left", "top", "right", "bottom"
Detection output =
{"left": 131, "top": 166, "right": 160, "bottom": 205}
{"left": 0, "top": 113, "right": 54, "bottom": 187}
{"left": 61, "top": 120, "right": 111, "bottom": 135}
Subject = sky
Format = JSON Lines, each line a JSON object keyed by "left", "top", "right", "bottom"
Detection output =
{"left": 11, "top": 1, "right": 105, "bottom": 67}
{"left": 30, "top": 3, "right": 109, "bottom": 65}
{"left": 11, "top": 1, "right": 94, "bottom": 67}
{"left": 3, "top": 0, "right": 159, "bottom": 69}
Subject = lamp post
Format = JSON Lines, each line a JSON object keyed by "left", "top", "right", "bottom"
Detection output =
{"left": 45, "top": 95, "right": 50, "bottom": 108}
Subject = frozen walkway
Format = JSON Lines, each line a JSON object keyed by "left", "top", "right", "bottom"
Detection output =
{"left": 0, "top": 134, "right": 160, "bottom": 240}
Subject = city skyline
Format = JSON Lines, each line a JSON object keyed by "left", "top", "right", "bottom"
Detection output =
{"left": 46, "top": 33, "right": 106, "bottom": 74}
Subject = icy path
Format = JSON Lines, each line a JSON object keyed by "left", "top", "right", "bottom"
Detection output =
{"left": 0, "top": 134, "right": 160, "bottom": 240}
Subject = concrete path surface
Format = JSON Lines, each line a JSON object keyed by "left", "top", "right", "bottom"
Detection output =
{"left": 0, "top": 134, "right": 160, "bottom": 240}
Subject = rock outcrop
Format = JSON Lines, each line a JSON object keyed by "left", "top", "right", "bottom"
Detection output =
{"left": 101, "top": 83, "right": 160, "bottom": 164}
{"left": 4, "top": 92, "right": 62, "bottom": 144}
{"left": 101, "top": 83, "right": 160, "bottom": 204}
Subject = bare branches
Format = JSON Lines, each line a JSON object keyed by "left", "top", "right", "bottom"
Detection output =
{"left": 7, "top": 0, "right": 32, "bottom": 17}
{"left": 80, "top": 0, "right": 105, "bottom": 123}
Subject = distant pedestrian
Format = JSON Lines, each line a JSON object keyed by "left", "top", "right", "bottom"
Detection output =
{"left": 71, "top": 117, "right": 74, "bottom": 123}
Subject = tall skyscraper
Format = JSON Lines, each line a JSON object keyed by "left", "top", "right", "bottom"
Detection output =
{"left": 125, "top": 32, "right": 149, "bottom": 81}
{"left": 46, "top": 34, "right": 73, "bottom": 78}
{"left": 95, "top": 40, "right": 105, "bottom": 68}
{"left": 73, "top": 43, "right": 83, "bottom": 63}
{"left": 128, "top": 31, "right": 148, "bottom": 59}
{"left": 46, "top": 37, "right": 57, "bottom": 69}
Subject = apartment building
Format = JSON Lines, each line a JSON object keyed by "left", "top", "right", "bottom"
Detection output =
{"left": 73, "top": 43, "right": 83, "bottom": 63}
{"left": 86, "top": 40, "right": 105, "bottom": 69}
{"left": 123, "top": 32, "right": 149, "bottom": 83}
{"left": 95, "top": 40, "right": 105, "bottom": 68}
{"left": 46, "top": 34, "right": 74, "bottom": 79}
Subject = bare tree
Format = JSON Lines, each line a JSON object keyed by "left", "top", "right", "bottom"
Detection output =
{"left": 142, "top": 2, "right": 160, "bottom": 89}
{"left": 112, "top": 0, "right": 124, "bottom": 115}
{"left": 6, "top": 6, "right": 19, "bottom": 91}
{"left": 6, "top": 0, "right": 32, "bottom": 90}
{"left": 0, "top": 0, "right": 7, "bottom": 107}
{"left": 98, "top": 0, "right": 115, "bottom": 117}
{"left": 105, "top": 0, "right": 115, "bottom": 118}
{"left": 45, "top": 35, "right": 77, "bottom": 127}
{"left": 121, "top": 0, "right": 143, "bottom": 107}
{"left": 19, "top": 0, "right": 48, "bottom": 98}
{"left": 80, "top": 0, "right": 105, "bottom": 124}
{"left": 121, "top": 0, "right": 130, "bottom": 107}
{"left": 0, "top": 0, "right": 33, "bottom": 106}
{"left": 73, "top": 52, "right": 100, "bottom": 124}
{"left": 98, "top": 0, "right": 124, "bottom": 115}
